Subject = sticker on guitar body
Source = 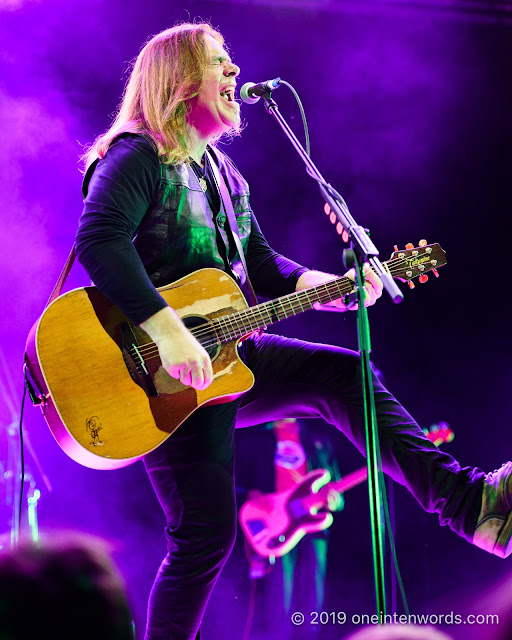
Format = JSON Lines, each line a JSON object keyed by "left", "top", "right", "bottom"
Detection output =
{"left": 85, "top": 416, "right": 104, "bottom": 446}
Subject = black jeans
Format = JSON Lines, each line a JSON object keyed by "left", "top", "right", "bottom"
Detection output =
{"left": 142, "top": 333, "right": 484, "bottom": 640}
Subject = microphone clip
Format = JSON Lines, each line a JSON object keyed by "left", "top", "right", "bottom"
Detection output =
{"left": 240, "top": 78, "right": 281, "bottom": 104}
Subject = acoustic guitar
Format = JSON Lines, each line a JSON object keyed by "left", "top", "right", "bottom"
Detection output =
{"left": 25, "top": 243, "right": 446, "bottom": 470}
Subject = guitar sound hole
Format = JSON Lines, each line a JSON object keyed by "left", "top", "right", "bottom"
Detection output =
{"left": 182, "top": 315, "right": 220, "bottom": 360}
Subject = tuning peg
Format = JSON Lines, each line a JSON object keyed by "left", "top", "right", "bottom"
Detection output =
{"left": 407, "top": 281, "right": 415, "bottom": 289}
{"left": 432, "top": 269, "right": 439, "bottom": 278}
{"left": 419, "top": 239, "right": 427, "bottom": 247}
{"left": 419, "top": 274, "right": 428, "bottom": 283}
{"left": 393, "top": 245, "right": 399, "bottom": 252}
{"left": 405, "top": 243, "right": 414, "bottom": 250}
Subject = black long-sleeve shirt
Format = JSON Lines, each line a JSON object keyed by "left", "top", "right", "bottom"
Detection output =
{"left": 76, "top": 135, "right": 308, "bottom": 325}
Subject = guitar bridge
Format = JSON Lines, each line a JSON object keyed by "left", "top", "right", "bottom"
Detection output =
{"left": 120, "top": 322, "right": 159, "bottom": 397}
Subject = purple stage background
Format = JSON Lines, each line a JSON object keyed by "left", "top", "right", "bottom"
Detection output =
{"left": 1, "top": 1, "right": 512, "bottom": 638}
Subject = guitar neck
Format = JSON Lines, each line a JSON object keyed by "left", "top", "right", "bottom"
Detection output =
{"left": 328, "top": 467, "right": 369, "bottom": 494}
{"left": 188, "top": 242, "right": 445, "bottom": 349}
{"left": 207, "top": 273, "right": 355, "bottom": 344}
{"left": 302, "top": 466, "right": 368, "bottom": 512}
{"left": 205, "top": 241, "right": 445, "bottom": 345}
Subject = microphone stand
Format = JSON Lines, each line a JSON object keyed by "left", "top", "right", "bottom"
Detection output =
{"left": 259, "top": 90, "right": 404, "bottom": 617}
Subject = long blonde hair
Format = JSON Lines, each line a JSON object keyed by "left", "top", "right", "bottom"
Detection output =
{"left": 83, "top": 22, "right": 229, "bottom": 169}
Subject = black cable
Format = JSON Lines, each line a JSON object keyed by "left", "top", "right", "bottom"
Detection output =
{"left": 17, "top": 380, "right": 28, "bottom": 542}
{"left": 273, "top": 80, "right": 358, "bottom": 231}
{"left": 280, "top": 80, "right": 311, "bottom": 157}
{"left": 242, "top": 577, "right": 257, "bottom": 640}
{"left": 276, "top": 83, "right": 357, "bottom": 230}
{"left": 376, "top": 442, "right": 410, "bottom": 616}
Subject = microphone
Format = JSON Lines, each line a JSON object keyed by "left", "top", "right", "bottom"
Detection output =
{"left": 240, "top": 78, "right": 281, "bottom": 104}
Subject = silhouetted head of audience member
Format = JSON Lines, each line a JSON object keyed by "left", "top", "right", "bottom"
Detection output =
{"left": 0, "top": 533, "right": 133, "bottom": 639}
{"left": 346, "top": 624, "right": 453, "bottom": 640}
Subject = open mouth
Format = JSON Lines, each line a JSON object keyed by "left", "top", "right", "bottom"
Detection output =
{"left": 220, "top": 87, "right": 235, "bottom": 103}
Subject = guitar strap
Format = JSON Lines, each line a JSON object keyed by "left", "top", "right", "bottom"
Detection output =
{"left": 45, "top": 245, "right": 76, "bottom": 309}
{"left": 206, "top": 148, "right": 258, "bottom": 307}
{"left": 23, "top": 243, "right": 76, "bottom": 404}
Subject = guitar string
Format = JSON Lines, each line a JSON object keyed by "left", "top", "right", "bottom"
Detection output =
{"left": 132, "top": 275, "right": 355, "bottom": 362}
{"left": 136, "top": 280, "right": 351, "bottom": 356}
{"left": 133, "top": 254, "right": 417, "bottom": 353}
{"left": 129, "top": 253, "right": 441, "bottom": 365}
{"left": 133, "top": 277, "right": 355, "bottom": 357}
{"left": 129, "top": 254, "right": 440, "bottom": 365}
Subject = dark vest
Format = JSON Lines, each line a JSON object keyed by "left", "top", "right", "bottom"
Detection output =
{"left": 133, "top": 145, "right": 252, "bottom": 292}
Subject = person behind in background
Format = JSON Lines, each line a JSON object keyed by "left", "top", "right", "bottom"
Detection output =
{"left": 236, "top": 419, "right": 344, "bottom": 639}
{"left": 0, "top": 533, "right": 133, "bottom": 640}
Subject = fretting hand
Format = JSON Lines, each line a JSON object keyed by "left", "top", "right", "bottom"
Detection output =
{"left": 296, "top": 265, "right": 383, "bottom": 312}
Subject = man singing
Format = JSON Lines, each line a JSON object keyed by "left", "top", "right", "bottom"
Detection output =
{"left": 76, "top": 22, "right": 512, "bottom": 640}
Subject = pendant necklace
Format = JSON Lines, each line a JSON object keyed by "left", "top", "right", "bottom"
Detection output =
{"left": 190, "top": 157, "right": 208, "bottom": 193}
{"left": 198, "top": 176, "right": 208, "bottom": 193}
{"left": 200, "top": 153, "right": 209, "bottom": 193}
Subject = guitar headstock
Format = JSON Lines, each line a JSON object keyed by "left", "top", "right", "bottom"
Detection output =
{"left": 423, "top": 421, "right": 454, "bottom": 447}
{"left": 388, "top": 240, "right": 447, "bottom": 289}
